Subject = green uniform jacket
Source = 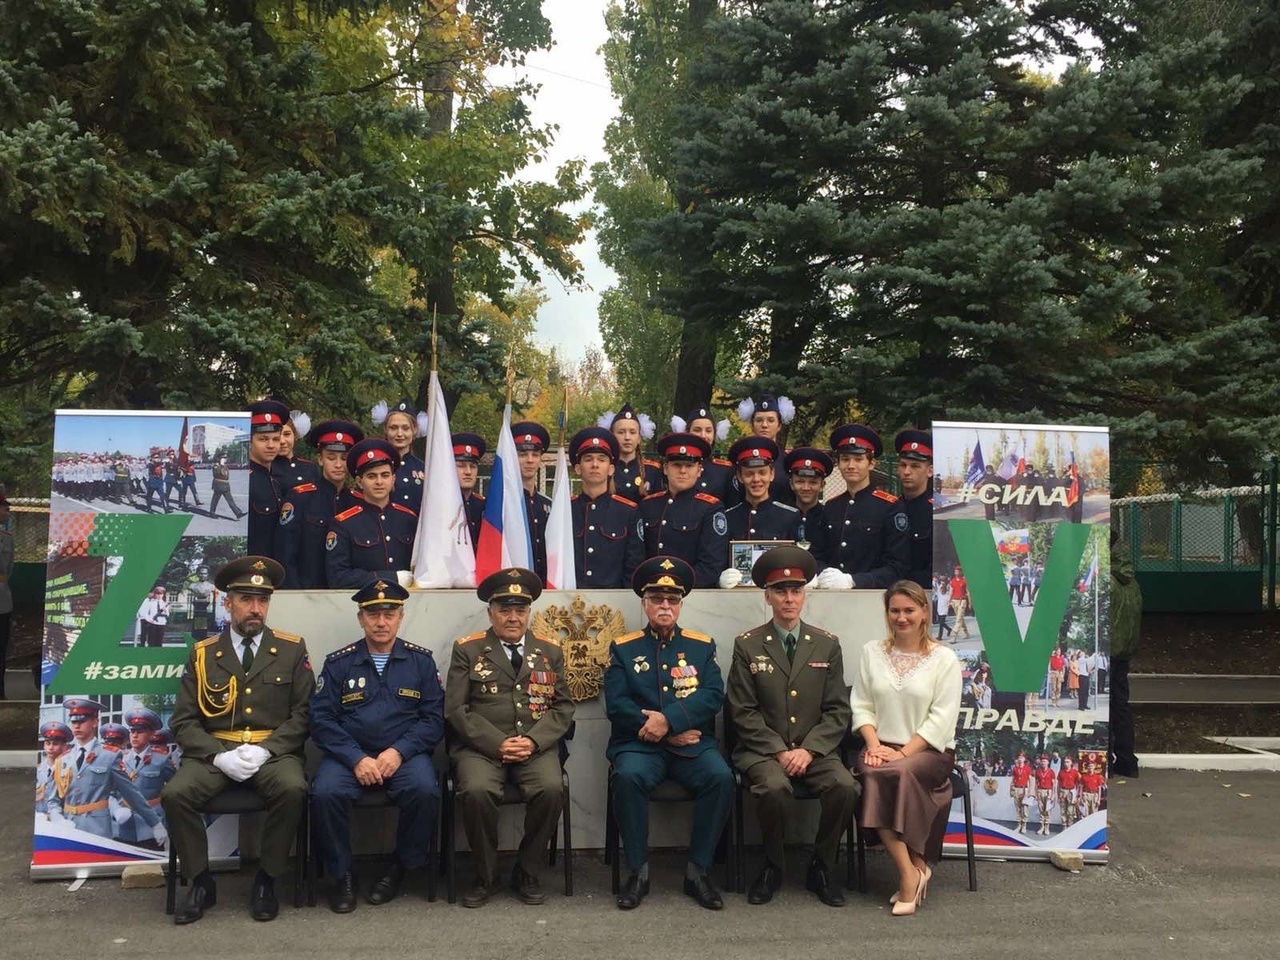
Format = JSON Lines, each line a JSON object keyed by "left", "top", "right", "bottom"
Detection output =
{"left": 444, "top": 628, "right": 574, "bottom": 758}
{"left": 726, "top": 621, "right": 851, "bottom": 770}
{"left": 170, "top": 626, "right": 315, "bottom": 760}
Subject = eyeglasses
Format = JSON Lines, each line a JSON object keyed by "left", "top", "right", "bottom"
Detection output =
{"left": 644, "top": 595, "right": 682, "bottom": 607}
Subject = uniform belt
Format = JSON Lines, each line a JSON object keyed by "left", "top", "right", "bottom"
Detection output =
{"left": 64, "top": 800, "right": 109, "bottom": 815}
{"left": 212, "top": 729, "right": 272, "bottom": 744}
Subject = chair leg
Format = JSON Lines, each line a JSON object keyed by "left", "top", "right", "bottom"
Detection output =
{"left": 856, "top": 828, "right": 868, "bottom": 894}
{"left": 845, "top": 817, "right": 857, "bottom": 891}
{"left": 963, "top": 783, "right": 977, "bottom": 891}
{"left": 734, "top": 780, "right": 746, "bottom": 893}
{"left": 445, "top": 776, "right": 457, "bottom": 904}
{"left": 426, "top": 798, "right": 439, "bottom": 903}
{"left": 166, "top": 841, "right": 177, "bottom": 915}
{"left": 607, "top": 775, "right": 620, "bottom": 895}
{"left": 562, "top": 777, "right": 573, "bottom": 896}
{"left": 293, "top": 803, "right": 307, "bottom": 908}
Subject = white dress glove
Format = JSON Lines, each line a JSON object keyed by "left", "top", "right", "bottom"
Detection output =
{"left": 396, "top": 570, "right": 414, "bottom": 588}
{"left": 113, "top": 804, "right": 133, "bottom": 825}
{"left": 718, "top": 568, "right": 744, "bottom": 589}
{"left": 47, "top": 810, "right": 65, "bottom": 824}
{"left": 237, "top": 744, "right": 271, "bottom": 773}
{"left": 212, "top": 750, "right": 253, "bottom": 782}
{"left": 816, "top": 568, "right": 854, "bottom": 590}
{"left": 152, "top": 822, "right": 169, "bottom": 847}
{"left": 805, "top": 574, "right": 819, "bottom": 590}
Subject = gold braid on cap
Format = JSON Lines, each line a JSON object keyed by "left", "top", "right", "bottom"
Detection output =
{"left": 194, "top": 645, "right": 237, "bottom": 719}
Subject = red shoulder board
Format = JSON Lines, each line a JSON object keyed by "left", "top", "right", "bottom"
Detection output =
{"left": 612, "top": 494, "right": 637, "bottom": 507}
{"left": 642, "top": 458, "right": 660, "bottom": 468}
{"left": 712, "top": 457, "right": 731, "bottom": 467}
{"left": 473, "top": 493, "right": 486, "bottom": 503}
{"left": 291, "top": 482, "right": 316, "bottom": 494}
{"left": 695, "top": 492, "right": 721, "bottom": 505}
{"left": 335, "top": 505, "right": 362, "bottom": 522}
{"left": 873, "top": 489, "right": 899, "bottom": 503}
{"left": 392, "top": 502, "right": 418, "bottom": 517}
{"left": 644, "top": 490, "right": 668, "bottom": 501}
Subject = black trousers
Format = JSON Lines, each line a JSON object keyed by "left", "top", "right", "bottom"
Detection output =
{"left": 1109, "top": 658, "right": 1136, "bottom": 769}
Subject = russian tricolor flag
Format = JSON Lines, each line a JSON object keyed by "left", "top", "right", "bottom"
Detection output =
{"left": 476, "top": 404, "right": 535, "bottom": 578}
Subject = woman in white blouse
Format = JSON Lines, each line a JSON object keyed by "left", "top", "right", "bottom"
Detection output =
{"left": 851, "top": 580, "right": 962, "bottom": 917}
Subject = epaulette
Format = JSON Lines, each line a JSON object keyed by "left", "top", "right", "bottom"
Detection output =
{"left": 643, "top": 458, "right": 660, "bottom": 469}
{"left": 680, "top": 629, "right": 713, "bottom": 643}
{"left": 775, "top": 501, "right": 799, "bottom": 513}
{"left": 644, "top": 490, "right": 668, "bottom": 501}
{"left": 103, "top": 743, "right": 122, "bottom": 753}
{"left": 614, "top": 630, "right": 645, "bottom": 645}
{"left": 272, "top": 629, "right": 303, "bottom": 643}
{"left": 805, "top": 625, "right": 836, "bottom": 640}
{"left": 402, "top": 640, "right": 429, "bottom": 654}
{"left": 694, "top": 492, "right": 721, "bottom": 505}
{"left": 712, "top": 457, "right": 731, "bottom": 467}
{"left": 612, "top": 494, "right": 637, "bottom": 507}
{"left": 392, "top": 502, "right": 418, "bottom": 517}
{"left": 195, "top": 635, "right": 220, "bottom": 650}
{"left": 473, "top": 492, "right": 486, "bottom": 502}
{"left": 533, "top": 633, "right": 561, "bottom": 647}
{"left": 326, "top": 643, "right": 360, "bottom": 660}
{"left": 335, "top": 505, "right": 362, "bottom": 522}
{"left": 459, "top": 631, "right": 487, "bottom": 644}
{"left": 872, "top": 489, "right": 899, "bottom": 503}
{"left": 291, "top": 482, "right": 317, "bottom": 494}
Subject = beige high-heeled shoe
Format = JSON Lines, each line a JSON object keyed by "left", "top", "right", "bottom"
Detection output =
{"left": 890, "top": 864, "right": 931, "bottom": 904}
{"left": 891, "top": 868, "right": 926, "bottom": 917}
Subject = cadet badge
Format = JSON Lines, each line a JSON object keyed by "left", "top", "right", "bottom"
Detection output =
{"left": 632, "top": 655, "right": 650, "bottom": 673}
{"left": 326, "top": 530, "right": 338, "bottom": 551}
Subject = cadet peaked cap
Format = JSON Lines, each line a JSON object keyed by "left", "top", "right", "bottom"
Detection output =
{"left": 100, "top": 723, "right": 129, "bottom": 745}
{"left": 64, "top": 697, "right": 106, "bottom": 720}
{"left": 40, "top": 721, "right": 73, "bottom": 743}
{"left": 570, "top": 426, "right": 619, "bottom": 463}
{"left": 894, "top": 429, "right": 933, "bottom": 462}
{"left": 784, "top": 447, "right": 834, "bottom": 478}
{"left": 656, "top": 432, "right": 710, "bottom": 461}
{"left": 249, "top": 399, "right": 290, "bottom": 433}
{"left": 830, "top": 423, "right": 883, "bottom": 458}
{"left": 347, "top": 438, "right": 399, "bottom": 476}
{"left": 307, "top": 419, "right": 364, "bottom": 452}
{"left": 728, "top": 437, "right": 781, "bottom": 469}
{"left": 452, "top": 433, "right": 487, "bottom": 462}
{"left": 511, "top": 422, "right": 550, "bottom": 452}
{"left": 124, "top": 707, "right": 162, "bottom": 731}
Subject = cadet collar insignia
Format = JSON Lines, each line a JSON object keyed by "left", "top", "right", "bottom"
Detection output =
{"left": 659, "top": 559, "right": 675, "bottom": 570}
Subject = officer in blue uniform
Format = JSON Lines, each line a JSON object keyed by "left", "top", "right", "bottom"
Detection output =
{"left": 673, "top": 406, "right": 733, "bottom": 502}
{"left": 36, "top": 720, "right": 73, "bottom": 815}
{"left": 635, "top": 433, "right": 729, "bottom": 589}
{"left": 326, "top": 439, "right": 419, "bottom": 590}
{"left": 894, "top": 429, "right": 934, "bottom": 590}
{"left": 377, "top": 398, "right": 426, "bottom": 511}
{"left": 606, "top": 556, "right": 734, "bottom": 910}
{"left": 47, "top": 698, "right": 166, "bottom": 843}
{"left": 568, "top": 426, "right": 644, "bottom": 588}
{"left": 278, "top": 420, "right": 363, "bottom": 589}
{"left": 453, "top": 432, "right": 487, "bottom": 551}
{"left": 117, "top": 707, "right": 173, "bottom": 847}
{"left": 721, "top": 438, "right": 801, "bottom": 575}
{"left": 610, "top": 405, "right": 663, "bottom": 499}
{"left": 248, "top": 399, "right": 291, "bottom": 560}
{"left": 512, "top": 421, "right": 553, "bottom": 585}
{"left": 784, "top": 447, "right": 833, "bottom": 550}
{"left": 310, "top": 580, "right": 445, "bottom": 912}
{"left": 811, "top": 424, "right": 910, "bottom": 590}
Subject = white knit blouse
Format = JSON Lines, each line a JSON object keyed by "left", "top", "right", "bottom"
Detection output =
{"left": 850, "top": 641, "right": 963, "bottom": 753}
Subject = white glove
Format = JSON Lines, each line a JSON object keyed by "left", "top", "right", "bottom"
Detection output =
{"left": 396, "top": 570, "right": 413, "bottom": 588}
{"left": 816, "top": 568, "right": 854, "bottom": 590}
{"left": 152, "top": 822, "right": 168, "bottom": 847}
{"left": 805, "top": 575, "right": 819, "bottom": 590}
{"left": 212, "top": 750, "right": 254, "bottom": 782}
{"left": 718, "top": 568, "right": 744, "bottom": 589}
{"left": 237, "top": 744, "right": 270, "bottom": 773}
{"left": 113, "top": 805, "right": 133, "bottom": 825}
{"left": 47, "top": 810, "right": 65, "bottom": 824}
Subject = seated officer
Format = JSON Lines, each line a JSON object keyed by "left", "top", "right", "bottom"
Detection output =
{"left": 326, "top": 438, "right": 418, "bottom": 590}
{"left": 163, "top": 556, "right": 313, "bottom": 925}
{"left": 512, "top": 422, "right": 553, "bottom": 584}
{"left": 718, "top": 438, "right": 800, "bottom": 588}
{"left": 278, "top": 420, "right": 363, "bottom": 589}
{"left": 605, "top": 556, "right": 734, "bottom": 911}
{"left": 453, "top": 433, "right": 487, "bottom": 551}
{"left": 727, "top": 546, "right": 858, "bottom": 906}
{"left": 444, "top": 568, "right": 574, "bottom": 908}
{"left": 894, "top": 429, "right": 934, "bottom": 590}
{"left": 634, "top": 433, "right": 729, "bottom": 588}
{"left": 310, "top": 580, "right": 445, "bottom": 912}
{"left": 569, "top": 426, "right": 644, "bottom": 588}
{"left": 811, "top": 423, "right": 909, "bottom": 590}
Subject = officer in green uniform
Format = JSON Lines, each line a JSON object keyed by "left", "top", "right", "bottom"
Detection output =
{"left": 727, "top": 546, "right": 858, "bottom": 906}
{"left": 162, "top": 556, "right": 314, "bottom": 925}
{"left": 444, "top": 568, "right": 574, "bottom": 908}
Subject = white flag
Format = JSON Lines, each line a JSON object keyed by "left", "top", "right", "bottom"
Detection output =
{"left": 413, "top": 371, "right": 476, "bottom": 588}
{"left": 544, "top": 443, "right": 577, "bottom": 590}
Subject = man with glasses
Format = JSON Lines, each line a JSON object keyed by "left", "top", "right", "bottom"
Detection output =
{"left": 605, "top": 556, "right": 734, "bottom": 911}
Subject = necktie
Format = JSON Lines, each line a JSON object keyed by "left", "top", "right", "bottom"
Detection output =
{"left": 76, "top": 747, "right": 86, "bottom": 771}
{"left": 783, "top": 633, "right": 797, "bottom": 664}
{"left": 241, "top": 638, "right": 254, "bottom": 673}
{"left": 506, "top": 643, "right": 522, "bottom": 673}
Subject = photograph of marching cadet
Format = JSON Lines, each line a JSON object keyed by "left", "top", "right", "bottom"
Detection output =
{"left": 117, "top": 537, "right": 243, "bottom": 647}
{"left": 50, "top": 411, "right": 250, "bottom": 536}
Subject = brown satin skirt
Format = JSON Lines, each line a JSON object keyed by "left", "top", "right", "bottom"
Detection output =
{"left": 854, "top": 744, "right": 954, "bottom": 864}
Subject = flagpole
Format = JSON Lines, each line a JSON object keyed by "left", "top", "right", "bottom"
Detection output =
{"left": 559, "top": 386, "right": 569, "bottom": 448}
{"left": 1093, "top": 537, "right": 1101, "bottom": 707}
{"left": 505, "top": 342, "right": 515, "bottom": 407}
{"left": 431, "top": 304, "right": 438, "bottom": 374}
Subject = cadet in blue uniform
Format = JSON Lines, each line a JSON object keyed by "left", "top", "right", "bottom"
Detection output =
{"left": 453, "top": 432, "right": 487, "bottom": 551}
{"left": 310, "top": 580, "right": 445, "bottom": 912}
{"left": 672, "top": 406, "right": 733, "bottom": 502}
{"left": 894, "top": 430, "right": 934, "bottom": 590}
{"left": 278, "top": 420, "right": 363, "bottom": 589}
{"left": 568, "top": 426, "right": 643, "bottom": 588}
{"left": 326, "top": 439, "right": 418, "bottom": 590}
{"left": 812, "top": 424, "right": 910, "bottom": 590}
{"left": 117, "top": 707, "right": 173, "bottom": 847}
{"left": 608, "top": 405, "right": 663, "bottom": 499}
{"left": 273, "top": 415, "right": 320, "bottom": 489}
{"left": 144, "top": 456, "right": 171, "bottom": 514}
{"left": 248, "top": 399, "right": 290, "bottom": 560}
{"left": 47, "top": 699, "right": 166, "bottom": 843}
{"left": 635, "top": 433, "right": 729, "bottom": 589}
{"left": 512, "top": 421, "right": 553, "bottom": 585}
{"left": 720, "top": 438, "right": 801, "bottom": 587}
{"left": 784, "top": 447, "right": 833, "bottom": 550}
{"left": 375, "top": 398, "right": 426, "bottom": 511}
{"left": 36, "top": 720, "right": 72, "bottom": 815}
{"left": 727, "top": 393, "right": 795, "bottom": 507}
{"left": 606, "top": 556, "right": 734, "bottom": 910}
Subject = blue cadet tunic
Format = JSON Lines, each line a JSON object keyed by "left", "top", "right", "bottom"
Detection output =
{"left": 809, "top": 486, "right": 910, "bottom": 588}
{"left": 393, "top": 451, "right": 425, "bottom": 511}
{"left": 634, "top": 489, "right": 728, "bottom": 589}
{"left": 278, "top": 480, "right": 360, "bottom": 589}
{"left": 326, "top": 499, "right": 418, "bottom": 589}
{"left": 572, "top": 492, "right": 644, "bottom": 588}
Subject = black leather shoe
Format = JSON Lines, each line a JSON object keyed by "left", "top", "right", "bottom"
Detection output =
{"left": 683, "top": 873, "right": 724, "bottom": 911}
{"left": 511, "top": 865, "right": 545, "bottom": 905}
{"left": 329, "top": 872, "right": 358, "bottom": 913}
{"left": 461, "top": 880, "right": 492, "bottom": 908}
{"left": 250, "top": 871, "right": 279, "bottom": 921}
{"left": 616, "top": 873, "right": 649, "bottom": 910}
{"left": 1111, "top": 761, "right": 1140, "bottom": 778}
{"left": 747, "top": 863, "right": 783, "bottom": 904}
{"left": 174, "top": 875, "right": 216, "bottom": 925}
{"left": 366, "top": 862, "right": 403, "bottom": 905}
{"left": 806, "top": 858, "right": 845, "bottom": 907}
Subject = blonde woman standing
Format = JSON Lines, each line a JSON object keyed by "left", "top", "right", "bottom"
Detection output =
{"left": 851, "top": 580, "right": 962, "bottom": 917}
